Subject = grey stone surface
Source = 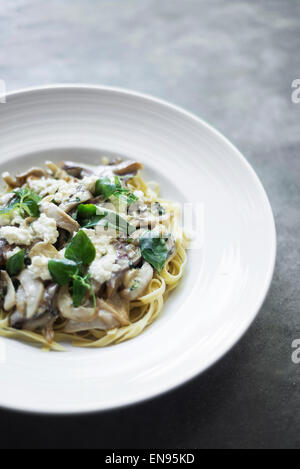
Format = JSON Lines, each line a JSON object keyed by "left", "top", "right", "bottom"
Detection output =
{"left": 0, "top": 0, "right": 299, "bottom": 449}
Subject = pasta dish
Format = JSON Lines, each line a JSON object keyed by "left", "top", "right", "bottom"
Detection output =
{"left": 0, "top": 158, "right": 187, "bottom": 350}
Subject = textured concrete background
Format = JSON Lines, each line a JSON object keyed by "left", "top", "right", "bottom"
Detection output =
{"left": 0, "top": 0, "right": 299, "bottom": 449}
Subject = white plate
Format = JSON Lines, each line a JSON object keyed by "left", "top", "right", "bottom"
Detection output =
{"left": 0, "top": 85, "right": 276, "bottom": 414}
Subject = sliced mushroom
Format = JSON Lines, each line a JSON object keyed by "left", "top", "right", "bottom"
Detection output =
{"left": 15, "top": 168, "right": 46, "bottom": 186}
{"left": 106, "top": 268, "right": 129, "bottom": 298}
{"left": 0, "top": 270, "right": 16, "bottom": 311}
{"left": 97, "top": 294, "right": 130, "bottom": 326}
{"left": 166, "top": 235, "right": 175, "bottom": 257}
{"left": 40, "top": 202, "right": 79, "bottom": 233}
{"left": 60, "top": 159, "right": 143, "bottom": 179}
{"left": 44, "top": 283, "right": 59, "bottom": 311}
{"left": 64, "top": 310, "right": 120, "bottom": 333}
{"left": 10, "top": 283, "right": 59, "bottom": 334}
{"left": 58, "top": 285, "right": 95, "bottom": 322}
{"left": 45, "top": 160, "right": 72, "bottom": 181}
{"left": 59, "top": 161, "right": 86, "bottom": 178}
{"left": 59, "top": 187, "right": 92, "bottom": 213}
{"left": 0, "top": 239, "right": 8, "bottom": 265}
{"left": 22, "top": 217, "right": 38, "bottom": 230}
{"left": 120, "top": 262, "right": 153, "bottom": 300}
{"left": 60, "top": 287, "right": 130, "bottom": 332}
{"left": 18, "top": 269, "right": 44, "bottom": 319}
{"left": 16, "top": 284, "right": 26, "bottom": 313}
{"left": 55, "top": 228, "right": 71, "bottom": 250}
{"left": 40, "top": 283, "right": 59, "bottom": 341}
{"left": 2, "top": 168, "right": 46, "bottom": 188}
{"left": 2, "top": 172, "right": 18, "bottom": 188}
{"left": 29, "top": 241, "right": 60, "bottom": 259}
{"left": 113, "top": 160, "right": 143, "bottom": 176}
{"left": 10, "top": 309, "right": 55, "bottom": 332}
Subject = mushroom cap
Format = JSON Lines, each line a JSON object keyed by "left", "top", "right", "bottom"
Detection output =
{"left": 2, "top": 168, "right": 46, "bottom": 188}
{"left": 58, "top": 285, "right": 95, "bottom": 322}
{"left": 64, "top": 312, "right": 120, "bottom": 333}
{"left": 29, "top": 242, "right": 60, "bottom": 259}
{"left": 40, "top": 202, "right": 79, "bottom": 234}
{"left": 59, "top": 286, "right": 130, "bottom": 332}
{"left": 60, "top": 159, "right": 143, "bottom": 179}
{"left": 120, "top": 262, "right": 153, "bottom": 301}
{"left": 0, "top": 270, "right": 16, "bottom": 311}
{"left": 18, "top": 269, "right": 44, "bottom": 319}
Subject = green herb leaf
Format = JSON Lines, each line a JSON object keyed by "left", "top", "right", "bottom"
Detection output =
{"left": 48, "top": 259, "right": 79, "bottom": 286}
{"left": 76, "top": 204, "right": 105, "bottom": 228}
{"left": 48, "top": 232, "right": 97, "bottom": 308}
{"left": 6, "top": 249, "right": 25, "bottom": 276}
{"left": 0, "top": 189, "right": 42, "bottom": 219}
{"left": 77, "top": 203, "right": 97, "bottom": 220}
{"left": 95, "top": 176, "right": 117, "bottom": 198}
{"left": 14, "top": 188, "right": 42, "bottom": 218}
{"left": 140, "top": 231, "right": 168, "bottom": 273}
{"left": 21, "top": 198, "right": 40, "bottom": 217}
{"left": 72, "top": 273, "right": 96, "bottom": 308}
{"left": 72, "top": 275, "right": 88, "bottom": 307}
{"left": 94, "top": 175, "right": 138, "bottom": 206}
{"left": 65, "top": 230, "right": 96, "bottom": 265}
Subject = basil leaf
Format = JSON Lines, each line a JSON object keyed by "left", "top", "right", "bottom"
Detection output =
{"left": 140, "top": 232, "right": 168, "bottom": 273}
{"left": 6, "top": 249, "right": 25, "bottom": 276}
{"left": 22, "top": 198, "right": 40, "bottom": 217}
{"left": 48, "top": 259, "right": 78, "bottom": 286}
{"left": 77, "top": 203, "right": 97, "bottom": 220}
{"left": 95, "top": 176, "right": 138, "bottom": 206}
{"left": 23, "top": 190, "right": 41, "bottom": 204}
{"left": 95, "top": 177, "right": 117, "bottom": 198}
{"left": 65, "top": 230, "right": 96, "bottom": 265}
{"left": 76, "top": 204, "right": 106, "bottom": 228}
{"left": 9, "top": 188, "right": 42, "bottom": 218}
{"left": 72, "top": 275, "right": 88, "bottom": 307}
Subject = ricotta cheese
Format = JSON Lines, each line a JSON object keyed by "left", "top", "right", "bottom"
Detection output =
{"left": 31, "top": 213, "right": 59, "bottom": 244}
{"left": 28, "top": 255, "right": 52, "bottom": 280}
{"left": 0, "top": 226, "right": 33, "bottom": 245}
{"left": 89, "top": 254, "right": 121, "bottom": 284}
{"left": 27, "top": 176, "right": 79, "bottom": 204}
{"left": 83, "top": 228, "right": 121, "bottom": 283}
{"left": 5, "top": 246, "right": 22, "bottom": 259}
{"left": 82, "top": 228, "right": 114, "bottom": 257}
